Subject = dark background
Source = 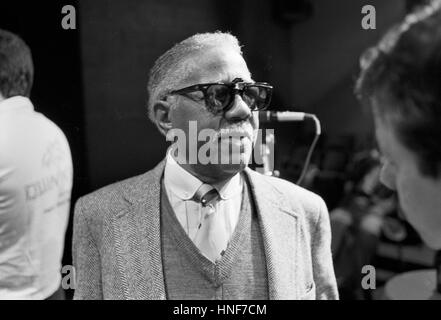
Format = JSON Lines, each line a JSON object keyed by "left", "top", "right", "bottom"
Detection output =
{"left": 3, "top": 0, "right": 431, "bottom": 299}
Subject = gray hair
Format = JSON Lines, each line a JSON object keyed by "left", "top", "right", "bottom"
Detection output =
{"left": 147, "top": 31, "right": 244, "bottom": 122}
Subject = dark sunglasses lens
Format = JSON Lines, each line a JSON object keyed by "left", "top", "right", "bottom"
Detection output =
{"left": 206, "top": 84, "right": 231, "bottom": 112}
{"left": 243, "top": 85, "right": 271, "bottom": 110}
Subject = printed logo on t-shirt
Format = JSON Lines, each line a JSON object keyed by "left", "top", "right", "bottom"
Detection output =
{"left": 24, "top": 140, "right": 72, "bottom": 212}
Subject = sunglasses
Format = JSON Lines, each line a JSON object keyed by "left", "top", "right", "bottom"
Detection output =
{"left": 169, "top": 78, "right": 273, "bottom": 114}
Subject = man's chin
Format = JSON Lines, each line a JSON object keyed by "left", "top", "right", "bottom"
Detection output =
{"left": 217, "top": 162, "right": 248, "bottom": 174}
{"left": 192, "top": 162, "right": 247, "bottom": 183}
{"left": 206, "top": 160, "right": 247, "bottom": 172}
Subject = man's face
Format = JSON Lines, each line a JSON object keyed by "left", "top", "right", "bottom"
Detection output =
{"left": 168, "top": 46, "right": 259, "bottom": 183}
{"left": 374, "top": 114, "right": 441, "bottom": 249}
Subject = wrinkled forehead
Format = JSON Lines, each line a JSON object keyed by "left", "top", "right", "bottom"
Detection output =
{"left": 177, "top": 46, "right": 252, "bottom": 88}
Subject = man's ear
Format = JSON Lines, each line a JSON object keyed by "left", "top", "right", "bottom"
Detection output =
{"left": 152, "top": 99, "right": 174, "bottom": 136}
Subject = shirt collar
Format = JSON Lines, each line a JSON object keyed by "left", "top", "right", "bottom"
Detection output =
{"left": 164, "top": 149, "right": 243, "bottom": 201}
{"left": 0, "top": 96, "right": 34, "bottom": 114}
{"left": 213, "top": 170, "right": 243, "bottom": 200}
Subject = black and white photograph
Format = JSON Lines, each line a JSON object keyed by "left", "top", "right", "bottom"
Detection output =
{"left": 1, "top": 0, "right": 441, "bottom": 309}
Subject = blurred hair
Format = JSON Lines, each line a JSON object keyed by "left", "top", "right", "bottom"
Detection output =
{"left": 146, "top": 31, "right": 245, "bottom": 122}
{"left": 355, "top": 0, "right": 441, "bottom": 178}
{"left": 0, "top": 29, "right": 34, "bottom": 98}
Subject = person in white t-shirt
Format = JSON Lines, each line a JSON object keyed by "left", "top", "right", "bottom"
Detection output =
{"left": 0, "top": 29, "right": 73, "bottom": 299}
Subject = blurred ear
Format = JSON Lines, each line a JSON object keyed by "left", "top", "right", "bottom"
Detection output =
{"left": 152, "top": 99, "right": 173, "bottom": 136}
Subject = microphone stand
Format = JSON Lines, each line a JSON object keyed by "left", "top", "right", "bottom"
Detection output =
{"left": 260, "top": 131, "right": 279, "bottom": 177}
{"left": 258, "top": 111, "right": 322, "bottom": 185}
{"left": 436, "top": 250, "right": 441, "bottom": 294}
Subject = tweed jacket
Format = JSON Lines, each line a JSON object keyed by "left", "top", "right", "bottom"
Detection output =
{"left": 72, "top": 160, "right": 339, "bottom": 300}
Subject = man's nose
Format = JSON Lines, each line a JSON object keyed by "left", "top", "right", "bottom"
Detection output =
{"left": 224, "top": 94, "right": 252, "bottom": 121}
{"left": 379, "top": 162, "right": 396, "bottom": 191}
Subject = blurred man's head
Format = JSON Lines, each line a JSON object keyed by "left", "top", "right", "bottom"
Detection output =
{"left": 355, "top": 1, "right": 441, "bottom": 249}
{"left": 147, "top": 32, "right": 272, "bottom": 184}
{"left": 0, "top": 29, "right": 33, "bottom": 100}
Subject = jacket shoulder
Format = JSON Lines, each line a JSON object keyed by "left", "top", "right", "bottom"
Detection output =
{"left": 77, "top": 174, "right": 139, "bottom": 208}
{"left": 74, "top": 165, "right": 160, "bottom": 226}
{"left": 248, "top": 170, "right": 327, "bottom": 226}
{"left": 264, "top": 174, "right": 325, "bottom": 209}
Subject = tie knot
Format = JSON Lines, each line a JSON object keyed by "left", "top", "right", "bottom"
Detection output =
{"left": 193, "top": 184, "right": 219, "bottom": 206}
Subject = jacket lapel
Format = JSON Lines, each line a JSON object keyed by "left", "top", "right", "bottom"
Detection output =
{"left": 244, "top": 168, "right": 300, "bottom": 299}
{"left": 112, "top": 162, "right": 300, "bottom": 300}
{"left": 114, "top": 160, "right": 167, "bottom": 300}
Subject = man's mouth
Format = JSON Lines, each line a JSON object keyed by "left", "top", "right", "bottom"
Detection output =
{"left": 216, "top": 129, "right": 253, "bottom": 141}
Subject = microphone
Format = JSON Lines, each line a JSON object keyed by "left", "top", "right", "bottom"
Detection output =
{"left": 257, "top": 110, "right": 322, "bottom": 186}
{"left": 259, "top": 111, "right": 307, "bottom": 123}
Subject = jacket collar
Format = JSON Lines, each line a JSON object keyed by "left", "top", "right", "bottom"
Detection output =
{"left": 243, "top": 167, "right": 300, "bottom": 299}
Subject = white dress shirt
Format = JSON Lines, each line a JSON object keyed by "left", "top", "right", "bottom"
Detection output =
{"left": 0, "top": 96, "right": 73, "bottom": 299}
{"left": 163, "top": 151, "right": 243, "bottom": 245}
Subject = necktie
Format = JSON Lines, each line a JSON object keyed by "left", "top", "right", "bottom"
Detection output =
{"left": 192, "top": 184, "right": 228, "bottom": 262}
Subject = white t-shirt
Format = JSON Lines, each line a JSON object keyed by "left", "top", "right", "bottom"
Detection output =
{"left": 0, "top": 96, "right": 73, "bottom": 299}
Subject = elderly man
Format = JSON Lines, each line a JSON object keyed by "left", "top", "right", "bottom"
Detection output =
{"left": 355, "top": 2, "right": 441, "bottom": 250}
{"left": 73, "top": 32, "right": 338, "bottom": 300}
